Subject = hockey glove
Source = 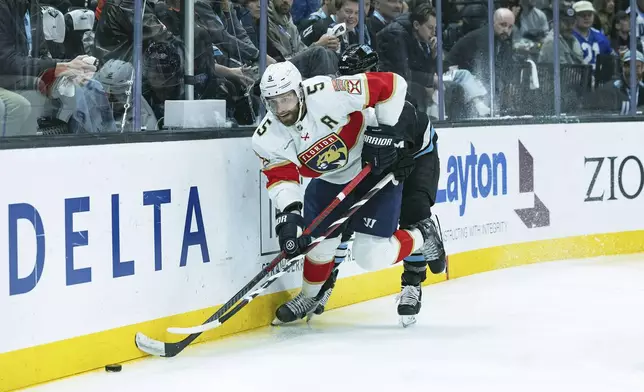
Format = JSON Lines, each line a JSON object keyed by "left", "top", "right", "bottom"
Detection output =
{"left": 275, "top": 208, "right": 312, "bottom": 258}
{"left": 392, "top": 149, "right": 415, "bottom": 183}
{"left": 361, "top": 125, "right": 401, "bottom": 175}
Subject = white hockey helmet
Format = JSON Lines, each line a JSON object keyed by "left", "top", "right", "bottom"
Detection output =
{"left": 260, "top": 61, "right": 305, "bottom": 125}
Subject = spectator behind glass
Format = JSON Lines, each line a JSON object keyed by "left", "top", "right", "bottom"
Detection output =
{"left": 367, "top": 0, "right": 403, "bottom": 48}
{"left": 209, "top": 0, "right": 272, "bottom": 67}
{"left": 625, "top": 0, "right": 644, "bottom": 55}
{"left": 593, "top": 0, "right": 615, "bottom": 35}
{"left": 621, "top": 49, "right": 644, "bottom": 83}
{"left": 443, "top": 4, "right": 488, "bottom": 52}
{"left": 505, "top": 0, "right": 521, "bottom": 19}
{"left": 267, "top": 0, "right": 339, "bottom": 57}
{"left": 94, "top": 0, "right": 182, "bottom": 64}
{"left": 243, "top": 0, "right": 287, "bottom": 60}
{"left": 257, "top": 0, "right": 339, "bottom": 77}
{"left": 612, "top": 10, "right": 644, "bottom": 54}
{"left": 572, "top": 1, "right": 613, "bottom": 67}
{"left": 378, "top": 3, "right": 491, "bottom": 117}
{"left": 539, "top": 5, "right": 584, "bottom": 64}
{"left": 517, "top": 0, "right": 549, "bottom": 42}
{"left": 184, "top": 0, "right": 271, "bottom": 68}
{"left": 0, "top": 0, "right": 112, "bottom": 135}
{"left": 290, "top": 0, "right": 321, "bottom": 25}
{"left": 302, "top": 0, "right": 373, "bottom": 51}
{"left": 154, "top": 0, "right": 255, "bottom": 95}
{"left": 297, "top": 0, "right": 338, "bottom": 33}
{"left": 96, "top": 0, "right": 188, "bottom": 128}
{"left": 0, "top": 86, "right": 31, "bottom": 136}
{"left": 588, "top": 49, "right": 644, "bottom": 114}
{"left": 445, "top": 8, "right": 516, "bottom": 91}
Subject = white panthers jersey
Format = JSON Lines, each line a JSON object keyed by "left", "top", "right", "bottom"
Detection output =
{"left": 252, "top": 72, "right": 407, "bottom": 211}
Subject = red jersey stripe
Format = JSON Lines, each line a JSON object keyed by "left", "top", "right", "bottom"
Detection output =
{"left": 296, "top": 164, "right": 323, "bottom": 179}
{"left": 263, "top": 162, "right": 300, "bottom": 189}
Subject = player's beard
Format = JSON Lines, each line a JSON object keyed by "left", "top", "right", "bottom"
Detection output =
{"left": 277, "top": 105, "right": 300, "bottom": 126}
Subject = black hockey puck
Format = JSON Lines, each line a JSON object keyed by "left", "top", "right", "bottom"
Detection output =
{"left": 105, "top": 364, "right": 122, "bottom": 372}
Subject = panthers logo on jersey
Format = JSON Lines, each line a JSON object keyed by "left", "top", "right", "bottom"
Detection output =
{"left": 298, "top": 134, "right": 349, "bottom": 173}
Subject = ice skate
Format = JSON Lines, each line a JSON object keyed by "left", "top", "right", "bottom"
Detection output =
{"left": 409, "top": 217, "right": 446, "bottom": 274}
{"left": 397, "top": 284, "right": 422, "bottom": 327}
{"left": 272, "top": 292, "right": 320, "bottom": 325}
{"left": 310, "top": 268, "right": 339, "bottom": 319}
{"left": 396, "top": 261, "right": 426, "bottom": 327}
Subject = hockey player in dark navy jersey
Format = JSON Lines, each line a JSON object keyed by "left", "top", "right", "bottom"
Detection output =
{"left": 312, "top": 44, "right": 446, "bottom": 327}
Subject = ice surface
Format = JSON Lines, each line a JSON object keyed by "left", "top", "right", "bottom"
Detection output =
{"left": 26, "top": 254, "right": 644, "bottom": 392}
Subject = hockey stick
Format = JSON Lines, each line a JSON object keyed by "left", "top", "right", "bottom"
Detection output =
{"left": 135, "top": 164, "right": 374, "bottom": 357}
{"left": 166, "top": 171, "right": 396, "bottom": 335}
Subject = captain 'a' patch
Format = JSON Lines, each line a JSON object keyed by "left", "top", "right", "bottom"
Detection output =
{"left": 298, "top": 134, "right": 349, "bottom": 173}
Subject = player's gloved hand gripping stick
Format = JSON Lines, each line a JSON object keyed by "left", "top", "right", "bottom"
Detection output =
{"left": 361, "top": 125, "right": 402, "bottom": 175}
{"left": 275, "top": 207, "right": 311, "bottom": 258}
{"left": 135, "top": 164, "right": 397, "bottom": 358}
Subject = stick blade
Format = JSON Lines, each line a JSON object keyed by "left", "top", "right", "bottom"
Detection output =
{"left": 135, "top": 332, "right": 167, "bottom": 357}
{"left": 167, "top": 320, "right": 221, "bottom": 335}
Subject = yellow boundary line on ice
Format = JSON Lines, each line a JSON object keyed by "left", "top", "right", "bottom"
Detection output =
{"left": 2, "top": 230, "right": 643, "bottom": 392}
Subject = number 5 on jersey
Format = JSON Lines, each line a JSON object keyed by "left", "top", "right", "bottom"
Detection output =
{"left": 256, "top": 118, "right": 272, "bottom": 136}
{"left": 306, "top": 82, "right": 325, "bottom": 95}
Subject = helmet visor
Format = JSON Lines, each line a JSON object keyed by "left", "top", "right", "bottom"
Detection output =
{"left": 265, "top": 90, "right": 299, "bottom": 116}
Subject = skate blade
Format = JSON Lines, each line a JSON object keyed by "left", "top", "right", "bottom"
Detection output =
{"left": 400, "top": 315, "right": 417, "bottom": 328}
{"left": 271, "top": 317, "right": 307, "bottom": 326}
{"left": 305, "top": 311, "right": 319, "bottom": 323}
{"left": 271, "top": 317, "right": 288, "bottom": 326}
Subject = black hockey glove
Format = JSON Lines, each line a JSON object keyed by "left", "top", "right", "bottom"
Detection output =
{"left": 275, "top": 206, "right": 312, "bottom": 258}
{"left": 392, "top": 149, "right": 415, "bottom": 183}
{"left": 361, "top": 125, "right": 401, "bottom": 175}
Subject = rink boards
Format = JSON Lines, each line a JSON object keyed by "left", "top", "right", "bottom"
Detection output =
{"left": 1, "top": 122, "right": 643, "bottom": 391}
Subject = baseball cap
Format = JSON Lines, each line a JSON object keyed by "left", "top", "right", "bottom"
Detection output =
{"left": 615, "top": 10, "right": 628, "bottom": 21}
{"left": 622, "top": 50, "right": 644, "bottom": 63}
{"left": 560, "top": 5, "right": 576, "bottom": 18}
{"left": 573, "top": 0, "right": 595, "bottom": 13}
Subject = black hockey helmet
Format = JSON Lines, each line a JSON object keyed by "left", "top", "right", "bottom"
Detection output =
{"left": 143, "top": 41, "right": 184, "bottom": 89}
{"left": 338, "top": 44, "right": 379, "bottom": 76}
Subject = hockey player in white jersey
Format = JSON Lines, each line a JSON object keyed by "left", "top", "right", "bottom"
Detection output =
{"left": 252, "top": 61, "right": 439, "bottom": 324}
